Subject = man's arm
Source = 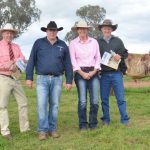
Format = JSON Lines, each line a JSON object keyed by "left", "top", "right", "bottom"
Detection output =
{"left": 0, "top": 61, "right": 17, "bottom": 73}
{"left": 117, "top": 39, "right": 128, "bottom": 59}
{"left": 64, "top": 44, "right": 73, "bottom": 88}
{"left": 26, "top": 41, "right": 37, "bottom": 83}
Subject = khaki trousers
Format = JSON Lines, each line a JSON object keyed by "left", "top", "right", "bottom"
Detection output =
{"left": 0, "top": 75, "right": 30, "bottom": 135}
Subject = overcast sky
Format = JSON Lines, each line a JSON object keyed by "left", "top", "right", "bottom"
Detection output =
{"left": 15, "top": 0, "right": 150, "bottom": 59}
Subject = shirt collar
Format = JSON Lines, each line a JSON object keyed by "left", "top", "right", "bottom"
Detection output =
{"left": 1, "top": 39, "right": 12, "bottom": 46}
{"left": 44, "top": 36, "right": 60, "bottom": 44}
{"left": 103, "top": 35, "right": 112, "bottom": 43}
{"left": 76, "top": 36, "right": 91, "bottom": 44}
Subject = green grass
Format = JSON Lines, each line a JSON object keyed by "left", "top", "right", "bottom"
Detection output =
{"left": 0, "top": 75, "right": 150, "bottom": 150}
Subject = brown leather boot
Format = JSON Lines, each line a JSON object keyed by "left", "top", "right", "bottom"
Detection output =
{"left": 38, "top": 133, "right": 48, "bottom": 141}
{"left": 49, "top": 131, "right": 60, "bottom": 138}
{"left": 3, "top": 134, "right": 12, "bottom": 140}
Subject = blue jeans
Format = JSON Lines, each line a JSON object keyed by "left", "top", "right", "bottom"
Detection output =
{"left": 75, "top": 73, "right": 99, "bottom": 129}
{"left": 100, "top": 71, "right": 129, "bottom": 124}
{"left": 36, "top": 75, "right": 63, "bottom": 133}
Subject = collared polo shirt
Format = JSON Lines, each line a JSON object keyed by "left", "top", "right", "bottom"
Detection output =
{"left": 26, "top": 37, "right": 73, "bottom": 84}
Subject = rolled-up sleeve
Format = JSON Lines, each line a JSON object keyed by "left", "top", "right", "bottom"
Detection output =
{"left": 94, "top": 40, "right": 101, "bottom": 70}
{"left": 15, "top": 45, "right": 26, "bottom": 61}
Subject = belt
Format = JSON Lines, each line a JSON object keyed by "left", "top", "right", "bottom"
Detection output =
{"left": 45, "top": 73, "right": 59, "bottom": 77}
{"left": 80, "top": 67, "right": 94, "bottom": 72}
{"left": 0, "top": 74, "right": 14, "bottom": 79}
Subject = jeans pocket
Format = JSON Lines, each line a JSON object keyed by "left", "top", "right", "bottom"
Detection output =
{"left": 53, "top": 75, "right": 63, "bottom": 86}
{"left": 97, "top": 72, "right": 101, "bottom": 79}
{"left": 36, "top": 75, "right": 41, "bottom": 80}
{"left": 36, "top": 75, "right": 45, "bottom": 85}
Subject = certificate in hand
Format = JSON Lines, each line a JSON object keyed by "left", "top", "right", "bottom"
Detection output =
{"left": 101, "top": 51, "right": 121, "bottom": 70}
{"left": 16, "top": 59, "right": 27, "bottom": 72}
{"left": 11, "top": 59, "right": 27, "bottom": 80}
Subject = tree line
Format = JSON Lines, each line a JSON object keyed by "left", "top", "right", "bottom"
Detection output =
{"left": 0, "top": 1, "right": 106, "bottom": 41}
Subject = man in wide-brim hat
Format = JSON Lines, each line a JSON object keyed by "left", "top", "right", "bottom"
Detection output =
{"left": 26, "top": 21, "right": 73, "bottom": 140}
{"left": 97, "top": 19, "right": 130, "bottom": 126}
{"left": 98, "top": 19, "right": 118, "bottom": 31}
{"left": 0, "top": 23, "right": 30, "bottom": 140}
{"left": 0, "top": 23, "right": 18, "bottom": 36}
{"left": 41, "top": 21, "right": 63, "bottom": 32}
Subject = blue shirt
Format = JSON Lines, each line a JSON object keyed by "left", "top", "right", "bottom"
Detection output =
{"left": 26, "top": 37, "right": 73, "bottom": 84}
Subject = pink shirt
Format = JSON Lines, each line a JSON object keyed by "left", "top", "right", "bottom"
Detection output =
{"left": 69, "top": 37, "right": 101, "bottom": 71}
{"left": 0, "top": 40, "right": 25, "bottom": 75}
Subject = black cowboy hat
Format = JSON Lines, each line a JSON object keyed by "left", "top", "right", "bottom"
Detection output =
{"left": 41, "top": 21, "right": 63, "bottom": 32}
{"left": 98, "top": 19, "right": 118, "bottom": 31}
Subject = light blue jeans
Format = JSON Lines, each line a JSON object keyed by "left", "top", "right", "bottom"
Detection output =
{"left": 36, "top": 75, "right": 63, "bottom": 133}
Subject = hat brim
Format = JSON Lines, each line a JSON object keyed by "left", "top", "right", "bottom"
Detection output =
{"left": 41, "top": 27, "right": 63, "bottom": 32}
{"left": 0, "top": 29, "right": 18, "bottom": 35}
{"left": 98, "top": 24, "right": 118, "bottom": 31}
{"left": 71, "top": 26, "right": 92, "bottom": 32}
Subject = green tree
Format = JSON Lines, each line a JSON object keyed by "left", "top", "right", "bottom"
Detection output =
{"left": 0, "top": 0, "right": 41, "bottom": 37}
{"left": 65, "top": 5, "right": 106, "bottom": 42}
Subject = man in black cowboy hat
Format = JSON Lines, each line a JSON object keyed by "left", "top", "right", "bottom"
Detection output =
{"left": 97, "top": 19, "right": 130, "bottom": 126}
{"left": 26, "top": 21, "right": 73, "bottom": 140}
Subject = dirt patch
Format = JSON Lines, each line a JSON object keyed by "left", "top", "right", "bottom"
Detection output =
{"left": 124, "top": 81, "right": 150, "bottom": 88}
{"left": 69, "top": 80, "right": 150, "bottom": 88}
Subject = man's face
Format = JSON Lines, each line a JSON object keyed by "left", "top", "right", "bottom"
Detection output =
{"left": 101, "top": 26, "right": 113, "bottom": 38}
{"left": 46, "top": 29, "right": 58, "bottom": 41}
{"left": 2, "top": 30, "right": 14, "bottom": 42}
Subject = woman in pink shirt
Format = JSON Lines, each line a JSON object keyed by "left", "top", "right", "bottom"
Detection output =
{"left": 69, "top": 20, "right": 101, "bottom": 130}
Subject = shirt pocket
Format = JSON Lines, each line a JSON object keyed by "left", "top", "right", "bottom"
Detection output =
{"left": 56, "top": 49, "right": 65, "bottom": 69}
{"left": 57, "top": 48, "right": 65, "bottom": 59}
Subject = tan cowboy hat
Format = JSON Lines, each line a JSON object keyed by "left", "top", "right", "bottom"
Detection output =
{"left": 0, "top": 23, "right": 18, "bottom": 35}
{"left": 98, "top": 19, "right": 118, "bottom": 31}
{"left": 71, "top": 20, "right": 91, "bottom": 31}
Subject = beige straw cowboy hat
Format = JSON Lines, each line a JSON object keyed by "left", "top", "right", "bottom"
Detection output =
{"left": 0, "top": 23, "right": 18, "bottom": 35}
{"left": 71, "top": 20, "right": 91, "bottom": 31}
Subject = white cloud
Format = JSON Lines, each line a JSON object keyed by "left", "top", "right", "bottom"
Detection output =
{"left": 16, "top": 0, "right": 150, "bottom": 59}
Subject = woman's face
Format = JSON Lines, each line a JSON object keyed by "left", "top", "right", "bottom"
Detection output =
{"left": 77, "top": 27, "right": 88, "bottom": 38}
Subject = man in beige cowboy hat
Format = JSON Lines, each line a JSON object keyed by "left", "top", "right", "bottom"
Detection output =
{"left": 0, "top": 23, "right": 30, "bottom": 140}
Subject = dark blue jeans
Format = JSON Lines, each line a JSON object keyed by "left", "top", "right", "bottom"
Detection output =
{"left": 75, "top": 73, "right": 99, "bottom": 129}
{"left": 100, "top": 71, "right": 129, "bottom": 124}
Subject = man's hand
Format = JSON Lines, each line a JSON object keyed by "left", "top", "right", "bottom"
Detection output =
{"left": 113, "top": 54, "right": 121, "bottom": 61}
{"left": 9, "top": 64, "right": 17, "bottom": 72}
{"left": 26, "top": 80, "right": 33, "bottom": 89}
{"left": 64, "top": 84, "right": 72, "bottom": 90}
{"left": 3, "top": 61, "right": 14, "bottom": 71}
